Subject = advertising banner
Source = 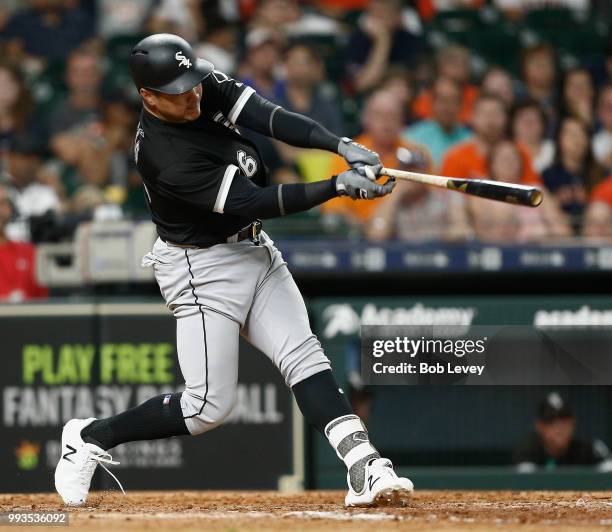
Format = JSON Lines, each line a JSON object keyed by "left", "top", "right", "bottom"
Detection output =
{"left": 307, "top": 296, "right": 612, "bottom": 483}
{"left": 0, "top": 304, "right": 292, "bottom": 492}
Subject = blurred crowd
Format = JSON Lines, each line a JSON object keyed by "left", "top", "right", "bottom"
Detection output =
{"left": 1, "top": 0, "right": 612, "bottom": 273}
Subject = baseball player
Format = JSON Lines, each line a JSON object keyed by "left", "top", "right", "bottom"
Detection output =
{"left": 54, "top": 34, "right": 413, "bottom": 507}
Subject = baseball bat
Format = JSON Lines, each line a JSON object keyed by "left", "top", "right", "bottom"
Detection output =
{"left": 380, "top": 167, "right": 543, "bottom": 207}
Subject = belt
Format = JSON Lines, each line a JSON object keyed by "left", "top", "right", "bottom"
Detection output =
{"left": 226, "top": 219, "right": 263, "bottom": 245}
{"left": 165, "top": 220, "right": 263, "bottom": 249}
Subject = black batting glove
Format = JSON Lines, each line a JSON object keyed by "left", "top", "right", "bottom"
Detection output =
{"left": 335, "top": 169, "right": 395, "bottom": 200}
{"left": 338, "top": 137, "right": 382, "bottom": 179}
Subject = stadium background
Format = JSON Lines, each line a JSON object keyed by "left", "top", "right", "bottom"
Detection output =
{"left": 1, "top": 0, "right": 612, "bottom": 498}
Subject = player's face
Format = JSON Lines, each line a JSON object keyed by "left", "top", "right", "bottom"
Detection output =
{"left": 142, "top": 84, "right": 203, "bottom": 122}
{"left": 535, "top": 418, "right": 575, "bottom": 458}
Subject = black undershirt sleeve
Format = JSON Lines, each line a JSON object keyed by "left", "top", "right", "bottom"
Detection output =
{"left": 236, "top": 92, "right": 340, "bottom": 153}
{"left": 223, "top": 172, "right": 338, "bottom": 219}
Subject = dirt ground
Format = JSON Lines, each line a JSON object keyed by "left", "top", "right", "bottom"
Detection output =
{"left": 1, "top": 490, "right": 611, "bottom": 531}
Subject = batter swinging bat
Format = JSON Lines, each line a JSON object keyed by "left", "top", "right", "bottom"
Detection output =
{"left": 379, "top": 167, "right": 543, "bottom": 208}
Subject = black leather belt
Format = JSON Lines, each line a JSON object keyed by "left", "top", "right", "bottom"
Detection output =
{"left": 228, "top": 220, "right": 263, "bottom": 245}
{"left": 165, "top": 220, "right": 263, "bottom": 249}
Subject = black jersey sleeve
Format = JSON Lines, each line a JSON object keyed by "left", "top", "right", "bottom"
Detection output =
{"left": 236, "top": 91, "right": 341, "bottom": 152}
{"left": 157, "top": 162, "right": 241, "bottom": 214}
{"left": 202, "top": 70, "right": 256, "bottom": 125}
{"left": 223, "top": 174, "right": 338, "bottom": 219}
{"left": 157, "top": 160, "right": 338, "bottom": 217}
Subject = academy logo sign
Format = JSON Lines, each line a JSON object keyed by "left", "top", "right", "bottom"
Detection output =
{"left": 534, "top": 305, "right": 612, "bottom": 328}
{"left": 175, "top": 51, "right": 192, "bottom": 68}
{"left": 322, "top": 303, "right": 477, "bottom": 338}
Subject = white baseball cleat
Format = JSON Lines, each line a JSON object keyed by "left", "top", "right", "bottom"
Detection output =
{"left": 54, "top": 418, "right": 124, "bottom": 506}
{"left": 344, "top": 458, "right": 414, "bottom": 507}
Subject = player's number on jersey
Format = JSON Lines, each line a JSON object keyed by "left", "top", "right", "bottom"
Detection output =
{"left": 237, "top": 150, "right": 257, "bottom": 178}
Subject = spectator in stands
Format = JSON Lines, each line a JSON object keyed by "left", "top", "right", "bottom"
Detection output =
{"left": 249, "top": 0, "right": 339, "bottom": 39}
{"left": 278, "top": 42, "right": 344, "bottom": 135}
{"left": 469, "top": 140, "right": 570, "bottom": 242}
{"left": 380, "top": 68, "right": 416, "bottom": 123}
{"left": 404, "top": 77, "right": 472, "bottom": 170}
{"left": 147, "top": 0, "right": 203, "bottom": 42}
{"left": 514, "top": 392, "right": 610, "bottom": 471}
{"left": 46, "top": 47, "right": 104, "bottom": 139}
{"left": 583, "top": 179, "right": 612, "bottom": 240}
{"left": 365, "top": 176, "right": 472, "bottom": 242}
{"left": 0, "top": 0, "right": 20, "bottom": 31}
{"left": 238, "top": 28, "right": 284, "bottom": 102}
{"left": 99, "top": 90, "right": 139, "bottom": 193}
{"left": 415, "top": 0, "right": 484, "bottom": 22}
{"left": 441, "top": 94, "right": 540, "bottom": 184}
{"left": 4, "top": 136, "right": 61, "bottom": 242}
{"left": 322, "top": 90, "right": 432, "bottom": 226}
{"left": 48, "top": 120, "right": 112, "bottom": 199}
{"left": 495, "top": 0, "right": 589, "bottom": 19}
{"left": 0, "top": 183, "right": 48, "bottom": 302}
{"left": 345, "top": 0, "right": 426, "bottom": 93}
{"left": 0, "top": 63, "right": 33, "bottom": 162}
{"left": 542, "top": 117, "right": 606, "bottom": 232}
{"left": 481, "top": 67, "right": 515, "bottom": 109}
{"left": 511, "top": 98, "right": 555, "bottom": 173}
{"left": 561, "top": 67, "right": 595, "bottom": 128}
{"left": 195, "top": 13, "right": 237, "bottom": 75}
{"left": 519, "top": 44, "right": 557, "bottom": 126}
{"left": 2, "top": 0, "right": 95, "bottom": 63}
{"left": 96, "top": 0, "right": 156, "bottom": 38}
{"left": 592, "top": 83, "right": 612, "bottom": 171}
{"left": 412, "top": 44, "right": 478, "bottom": 125}
{"left": 272, "top": 42, "right": 345, "bottom": 182}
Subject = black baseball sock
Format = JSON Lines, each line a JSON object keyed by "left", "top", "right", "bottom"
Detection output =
{"left": 292, "top": 369, "right": 379, "bottom": 493}
{"left": 291, "top": 369, "right": 353, "bottom": 433}
{"left": 80, "top": 393, "right": 190, "bottom": 451}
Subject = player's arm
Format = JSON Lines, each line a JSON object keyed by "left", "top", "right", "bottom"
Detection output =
{"left": 236, "top": 93, "right": 381, "bottom": 176}
{"left": 204, "top": 72, "right": 380, "bottom": 176}
{"left": 222, "top": 168, "right": 395, "bottom": 219}
{"left": 157, "top": 162, "right": 393, "bottom": 220}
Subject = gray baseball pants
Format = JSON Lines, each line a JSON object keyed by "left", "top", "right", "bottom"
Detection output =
{"left": 142, "top": 231, "right": 331, "bottom": 435}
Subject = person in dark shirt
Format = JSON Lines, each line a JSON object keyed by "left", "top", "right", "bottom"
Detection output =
{"left": 514, "top": 392, "right": 610, "bottom": 471}
{"left": 542, "top": 117, "right": 606, "bottom": 233}
{"left": 345, "top": 0, "right": 426, "bottom": 93}
{"left": 2, "top": 0, "right": 95, "bottom": 62}
{"left": 277, "top": 42, "right": 344, "bottom": 136}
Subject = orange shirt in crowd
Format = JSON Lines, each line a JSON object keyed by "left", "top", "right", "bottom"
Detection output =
{"left": 322, "top": 134, "right": 432, "bottom": 223}
{"left": 440, "top": 139, "right": 541, "bottom": 185}
{"left": 0, "top": 241, "right": 48, "bottom": 302}
{"left": 412, "top": 85, "right": 479, "bottom": 125}
{"left": 590, "top": 176, "right": 612, "bottom": 205}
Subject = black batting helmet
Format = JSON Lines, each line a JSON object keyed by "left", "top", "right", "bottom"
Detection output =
{"left": 129, "top": 33, "right": 214, "bottom": 95}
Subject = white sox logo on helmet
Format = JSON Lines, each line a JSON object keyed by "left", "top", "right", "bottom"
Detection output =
{"left": 175, "top": 51, "right": 192, "bottom": 68}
